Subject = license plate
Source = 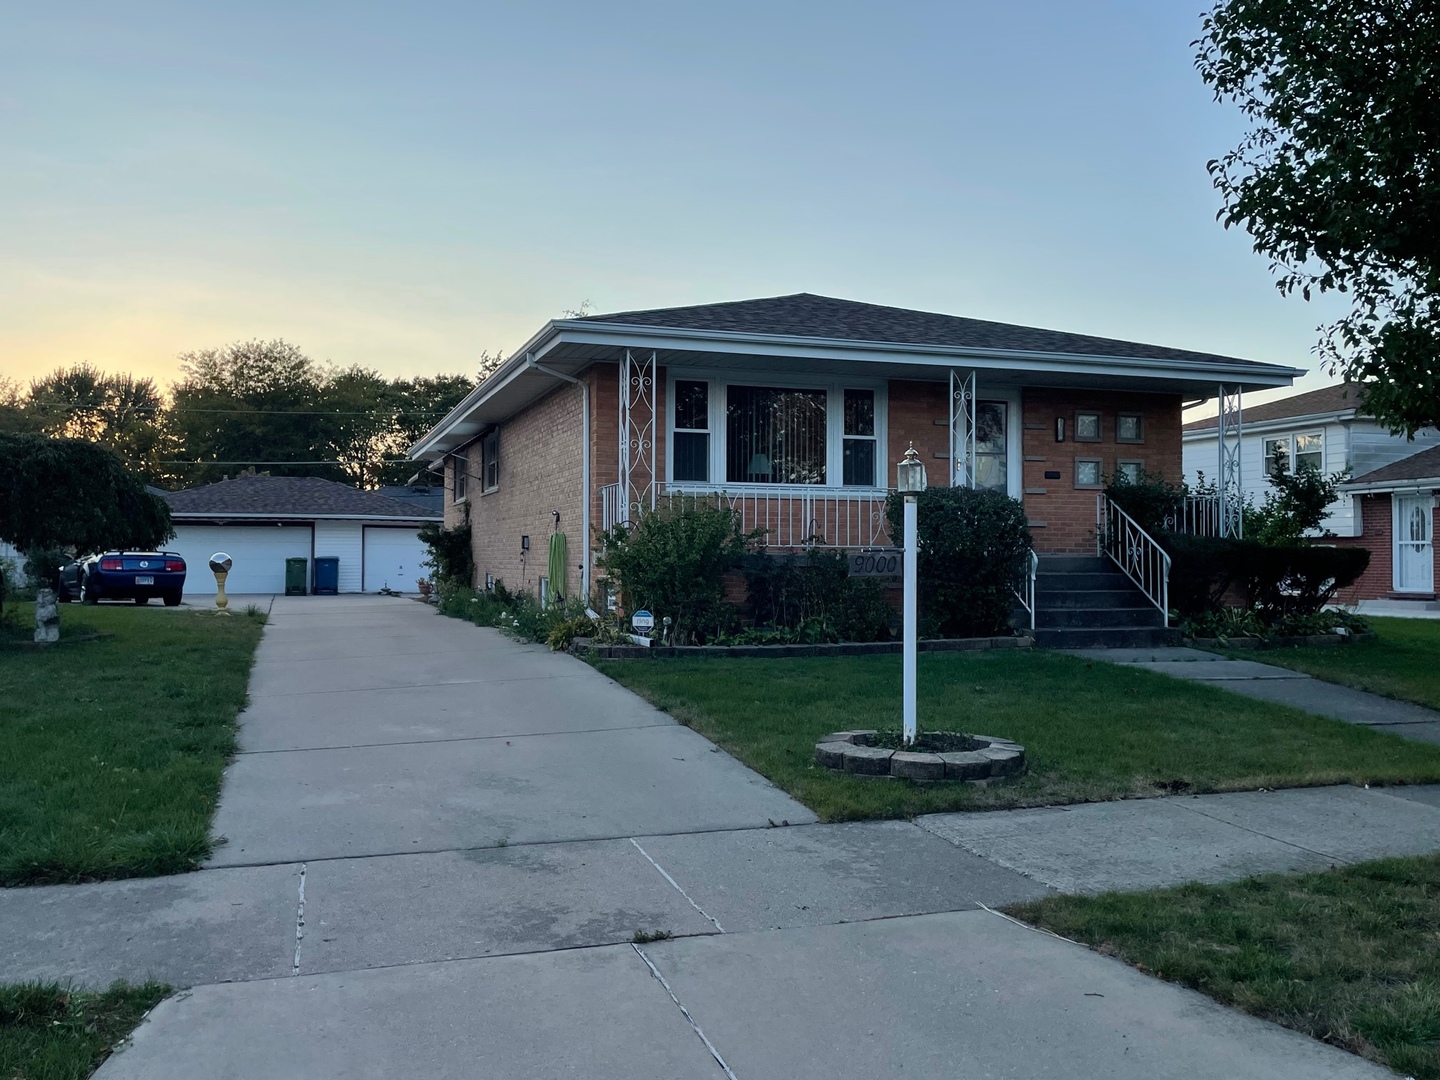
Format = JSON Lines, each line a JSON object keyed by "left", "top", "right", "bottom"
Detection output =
{"left": 135, "top": 576, "right": 154, "bottom": 585}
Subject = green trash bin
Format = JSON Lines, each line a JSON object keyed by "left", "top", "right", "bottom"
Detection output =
{"left": 284, "top": 557, "right": 308, "bottom": 596}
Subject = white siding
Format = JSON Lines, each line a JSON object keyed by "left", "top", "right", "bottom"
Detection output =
{"left": 0, "top": 540, "right": 25, "bottom": 585}
{"left": 312, "top": 520, "right": 365, "bottom": 594}
{"left": 1349, "top": 421, "right": 1440, "bottom": 478}
{"left": 170, "top": 525, "right": 313, "bottom": 594}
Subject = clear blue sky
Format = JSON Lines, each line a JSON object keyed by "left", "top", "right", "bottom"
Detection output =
{"left": 0, "top": 1, "right": 1344, "bottom": 407}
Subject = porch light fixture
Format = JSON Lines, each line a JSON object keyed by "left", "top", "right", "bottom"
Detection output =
{"left": 1055, "top": 417, "right": 1066, "bottom": 442}
{"left": 896, "top": 445, "right": 925, "bottom": 745}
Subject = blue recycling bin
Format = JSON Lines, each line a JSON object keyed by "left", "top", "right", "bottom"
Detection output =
{"left": 312, "top": 556, "right": 340, "bottom": 595}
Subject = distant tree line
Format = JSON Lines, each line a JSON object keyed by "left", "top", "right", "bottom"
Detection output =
{"left": 0, "top": 340, "right": 495, "bottom": 490}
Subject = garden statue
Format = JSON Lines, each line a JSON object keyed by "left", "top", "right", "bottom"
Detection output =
{"left": 33, "top": 584, "right": 59, "bottom": 644}
{"left": 209, "top": 552, "right": 233, "bottom": 613}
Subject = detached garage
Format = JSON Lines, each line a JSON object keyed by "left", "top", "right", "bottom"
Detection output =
{"left": 163, "top": 476, "right": 441, "bottom": 596}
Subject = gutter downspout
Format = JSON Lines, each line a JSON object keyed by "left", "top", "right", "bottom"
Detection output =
{"left": 527, "top": 354, "right": 591, "bottom": 602}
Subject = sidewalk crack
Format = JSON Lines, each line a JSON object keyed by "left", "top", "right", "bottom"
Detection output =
{"left": 630, "top": 838, "right": 725, "bottom": 933}
{"left": 632, "top": 944, "right": 738, "bottom": 1080}
{"left": 292, "top": 863, "right": 307, "bottom": 975}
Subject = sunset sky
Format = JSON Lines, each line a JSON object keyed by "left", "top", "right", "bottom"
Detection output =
{"left": 1, "top": 1, "right": 1346, "bottom": 404}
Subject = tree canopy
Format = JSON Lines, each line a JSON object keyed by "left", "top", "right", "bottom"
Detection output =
{"left": 1196, "top": 0, "right": 1440, "bottom": 434}
{"left": 0, "top": 434, "right": 173, "bottom": 555}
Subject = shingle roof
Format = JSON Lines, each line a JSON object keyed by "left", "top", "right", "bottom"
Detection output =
{"left": 164, "top": 476, "right": 440, "bottom": 519}
{"left": 377, "top": 485, "right": 445, "bottom": 514}
{"left": 580, "top": 292, "right": 1273, "bottom": 368}
{"left": 1348, "top": 445, "right": 1440, "bottom": 487}
{"left": 1184, "top": 383, "right": 1368, "bottom": 433}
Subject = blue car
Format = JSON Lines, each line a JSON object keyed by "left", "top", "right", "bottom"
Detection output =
{"left": 79, "top": 551, "right": 187, "bottom": 606}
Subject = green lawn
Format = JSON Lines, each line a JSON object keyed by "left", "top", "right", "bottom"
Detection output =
{"left": 0, "top": 981, "right": 168, "bottom": 1080}
{"left": 1224, "top": 616, "right": 1440, "bottom": 711}
{"left": 0, "top": 602, "right": 265, "bottom": 885}
{"left": 1007, "top": 855, "right": 1440, "bottom": 1080}
{"left": 596, "top": 650, "right": 1440, "bottom": 819}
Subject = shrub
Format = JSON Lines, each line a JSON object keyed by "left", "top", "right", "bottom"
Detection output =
{"left": 743, "top": 550, "right": 892, "bottom": 643}
{"left": 21, "top": 547, "right": 66, "bottom": 592}
{"left": 884, "top": 487, "right": 1032, "bottom": 638}
{"left": 1159, "top": 534, "right": 1245, "bottom": 617}
{"left": 1248, "top": 462, "right": 1350, "bottom": 545}
{"left": 597, "top": 498, "right": 760, "bottom": 644}
{"left": 418, "top": 512, "right": 474, "bottom": 587}
{"left": 546, "top": 615, "right": 597, "bottom": 652}
{"left": 1238, "top": 544, "right": 1370, "bottom": 617}
{"left": 1104, "top": 469, "right": 1187, "bottom": 535}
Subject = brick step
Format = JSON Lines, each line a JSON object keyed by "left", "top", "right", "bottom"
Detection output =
{"left": 1036, "top": 606, "right": 1166, "bottom": 629}
{"left": 1035, "top": 626, "right": 1183, "bottom": 649}
{"left": 1035, "top": 571, "right": 1133, "bottom": 591}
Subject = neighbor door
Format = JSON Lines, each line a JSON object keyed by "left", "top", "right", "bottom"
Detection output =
{"left": 1393, "top": 495, "right": 1434, "bottom": 593}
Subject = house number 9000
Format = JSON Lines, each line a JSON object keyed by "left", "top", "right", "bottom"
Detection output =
{"left": 847, "top": 551, "right": 902, "bottom": 578}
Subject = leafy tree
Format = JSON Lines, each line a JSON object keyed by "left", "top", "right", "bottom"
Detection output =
{"left": 24, "top": 365, "right": 171, "bottom": 484}
{"left": 0, "top": 378, "right": 37, "bottom": 435}
{"left": 1248, "top": 460, "right": 1350, "bottom": 544}
{"left": 1196, "top": 0, "right": 1440, "bottom": 434}
{"left": 0, "top": 435, "right": 173, "bottom": 587}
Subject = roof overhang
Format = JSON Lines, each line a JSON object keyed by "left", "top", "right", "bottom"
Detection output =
{"left": 411, "top": 319, "right": 1304, "bottom": 461}
{"left": 171, "top": 512, "right": 438, "bottom": 524}
{"left": 1183, "top": 408, "right": 1360, "bottom": 441}
{"left": 1341, "top": 480, "right": 1440, "bottom": 496}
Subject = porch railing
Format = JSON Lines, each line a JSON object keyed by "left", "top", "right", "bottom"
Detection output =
{"left": 1165, "top": 495, "right": 1222, "bottom": 537}
{"left": 1013, "top": 549, "right": 1038, "bottom": 632}
{"left": 1097, "top": 493, "right": 1171, "bottom": 626}
{"left": 598, "top": 482, "right": 893, "bottom": 549}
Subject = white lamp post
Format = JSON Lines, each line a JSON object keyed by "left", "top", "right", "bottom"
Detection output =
{"left": 896, "top": 444, "right": 927, "bottom": 745}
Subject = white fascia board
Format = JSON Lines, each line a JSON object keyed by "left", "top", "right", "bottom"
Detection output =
{"left": 552, "top": 321, "right": 1303, "bottom": 385}
{"left": 1341, "top": 480, "right": 1440, "bottom": 495}
{"left": 1182, "top": 408, "right": 1359, "bottom": 441}
{"left": 172, "top": 513, "right": 439, "bottom": 524}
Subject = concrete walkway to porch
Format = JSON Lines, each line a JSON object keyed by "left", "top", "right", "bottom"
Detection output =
{"left": 0, "top": 597, "right": 1417, "bottom": 1079}
{"left": 1068, "top": 645, "right": 1440, "bottom": 744}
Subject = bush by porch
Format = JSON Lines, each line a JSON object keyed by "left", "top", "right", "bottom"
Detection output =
{"left": 595, "top": 649, "right": 1440, "bottom": 821}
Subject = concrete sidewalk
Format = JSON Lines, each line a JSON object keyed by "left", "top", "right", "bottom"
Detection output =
{"left": 1070, "top": 645, "right": 1440, "bottom": 743}
{"left": 0, "top": 596, "right": 1415, "bottom": 1079}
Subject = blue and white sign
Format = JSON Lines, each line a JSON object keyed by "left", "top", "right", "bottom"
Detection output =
{"left": 631, "top": 609, "right": 655, "bottom": 632}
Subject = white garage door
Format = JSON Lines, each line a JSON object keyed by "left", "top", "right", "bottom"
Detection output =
{"left": 363, "top": 527, "right": 428, "bottom": 593}
{"left": 169, "top": 525, "right": 313, "bottom": 595}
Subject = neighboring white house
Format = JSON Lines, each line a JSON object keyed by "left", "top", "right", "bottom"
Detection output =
{"left": 1182, "top": 383, "right": 1440, "bottom": 536}
{"left": 161, "top": 476, "right": 441, "bottom": 595}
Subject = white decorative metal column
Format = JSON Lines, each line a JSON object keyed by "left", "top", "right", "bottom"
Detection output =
{"left": 1217, "top": 385, "right": 1243, "bottom": 538}
{"left": 949, "top": 369, "right": 976, "bottom": 488}
{"left": 896, "top": 445, "right": 927, "bottom": 745}
{"left": 619, "top": 349, "right": 657, "bottom": 524}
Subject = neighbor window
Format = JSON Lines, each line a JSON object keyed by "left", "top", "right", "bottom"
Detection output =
{"left": 1075, "top": 412, "right": 1101, "bottom": 442}
{"left": 1075, "top": 459, "right": 1102, "bottom": 488}
{"left": 1295, "top": 432, "right": 1323, "bottom": 474}
{"left": 1263, "top": 437, "right": 1289, "bottom": 478}
{"left": 482, "top": 430, "right": 500, "bottom": 492}
{"left": 671, "top": 380, "right": 710, "bottom": 483}
{"left": 842, "top": 389, "right": 877, "bottom": 486}
{"left": 1116, "top": 414, "right": 1144, "bottom": 443}
{"left": 974, "top": 401, "right": 1008, "bottom": 492}
{"left": 725, "top": 385, "right": 828, "bottom": 484}
{"left": 1116, "top": 460, "right": 1144, "bottom": 484}
{"left": 452, "top": 449, "right": 468, "bottom": 501}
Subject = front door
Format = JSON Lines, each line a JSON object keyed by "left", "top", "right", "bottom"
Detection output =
{"left": 1394, "top": 495, "right": 1434, "bottom": 593}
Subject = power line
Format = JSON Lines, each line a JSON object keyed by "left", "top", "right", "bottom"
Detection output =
{"left": 154, "top": 459, "right": 420, "bottom": 465}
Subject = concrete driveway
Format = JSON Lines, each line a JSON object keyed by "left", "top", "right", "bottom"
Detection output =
{"left": 0, "top": 596, "right": 1398, "bottom": 1078}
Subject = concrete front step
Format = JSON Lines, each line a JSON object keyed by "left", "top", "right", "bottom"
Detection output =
{"left": 1037, "top": 606, "right": 1166, "bottom": 629}
{"left": 1033, "top": 588, "right": 1143, "bottom": 609}
{"left": 1036, "top": 571, "right": 1133, "bottom": 591}
{"left": 1037, "top": 554, "right": 1110, "bottom": 573}
{"left": 1035, "top": 626, "right": 1183, "bottom": 649}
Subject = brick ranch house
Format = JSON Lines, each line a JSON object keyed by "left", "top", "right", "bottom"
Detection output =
{"left": 410, "top": 294, "right": 1298, "bottom": 641}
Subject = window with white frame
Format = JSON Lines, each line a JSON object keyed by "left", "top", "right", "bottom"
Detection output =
{"left": 1263, "top": 432, "right": 1322, "bottom": 478}
{"left": 672, "top": 381, "right": 710, "bottom": 483}
{"left": 1294, "top": 432, "right": 1322, "bottom": 473}
{"left": 667, "top": 376, "right": 886, "bottom": 488}
{"left": 1263, "top": 437, "right": 1290, "bottom": 478}
{"left": 842, "top": 389, "right": 877, "bottom": 487}
{"left": 452, "top": 449, "right": 468, "bottom": 501}
{"left": 482, "top": 430, "right": 500, "bottom": 492}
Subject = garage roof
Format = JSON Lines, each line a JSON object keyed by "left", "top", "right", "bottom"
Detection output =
{"left": 163, "top": 477, "right": 441, "bottom": 521}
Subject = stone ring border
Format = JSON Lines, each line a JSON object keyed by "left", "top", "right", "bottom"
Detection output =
{"left": 814, "top": 730, "right": 1026, "bottom": 783}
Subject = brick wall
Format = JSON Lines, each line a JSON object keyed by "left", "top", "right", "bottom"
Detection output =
{"left": 1334, "top": 494, "right": 1395, "bottom": 601}
{"left": 1021, "top": 389, "right": 1183, "bottom": 553}
{"left": 468, "top": 384, "right": 586, "bottom": 601}
{"left": 886, "top": 380, "right": 951, "bottom": 485}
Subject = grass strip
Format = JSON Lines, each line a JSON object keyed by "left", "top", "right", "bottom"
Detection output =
{"left": 596, "top": 649, "right": 1440, "bottom": 819}
{"left": 1006, "top": 854, "right": 1440, "bottom": 1079}
{"left": 1223, "top": 616, "right": 1440, "bottom": 711}
{"left": 0, "top": 980, "right": 168, "bottom": 1080}
{"left": 0, "top": 602, "right": 265, "bottom": 885}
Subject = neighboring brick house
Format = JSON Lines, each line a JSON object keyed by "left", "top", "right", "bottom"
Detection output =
{"left": 411, "top": 293, "right": 1298, "bottom": 607}
{"left": 1331, "top": 447, "right": 1440, "bottom": 606}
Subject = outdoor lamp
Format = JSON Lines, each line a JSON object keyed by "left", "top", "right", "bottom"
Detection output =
{"left": 896, "top": 444, "right": 926, "bottom": 494}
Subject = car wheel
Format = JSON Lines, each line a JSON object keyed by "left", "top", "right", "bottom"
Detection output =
{"left": 163, "top": 593, "right": 182, "bottom": 607}
{"left": 82, "top": 581, "right": 99, "bottom": 605}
